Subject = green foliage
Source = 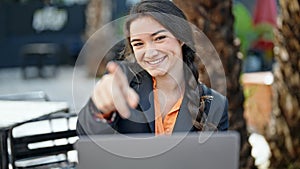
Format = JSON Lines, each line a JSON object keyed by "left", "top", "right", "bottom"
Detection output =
{"left": 233, "top": 2, "right": 256, "bottom": 57}
{"left": 233, "top": 2, "right": 275, "bottom": 58}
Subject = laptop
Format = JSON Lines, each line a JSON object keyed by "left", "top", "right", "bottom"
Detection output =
{"left": 75, "top": 131, "right": 240, "bottom": 169}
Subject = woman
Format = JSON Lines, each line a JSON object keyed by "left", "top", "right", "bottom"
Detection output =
{"left": 77, "top": 0, "right": 228, "bottom": 136}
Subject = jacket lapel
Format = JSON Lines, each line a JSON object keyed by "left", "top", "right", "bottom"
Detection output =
{"left": 138, "top": 87, "right": 155, "bottom": 132}
{"left": 128, "top": 67, "right": 155, "bottom": 133}
{"left": 173, "top": 94, "right": 195, "bottom": 132}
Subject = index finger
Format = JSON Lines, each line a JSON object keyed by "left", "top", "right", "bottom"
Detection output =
{"left": 107, "top": 62, "right": 132, "bottom": 118}
{"left": 106, "top": 62, "right": 130, "bottom": 88}
{"left": 108, "top": 62, "right": 139, "bottom": 109}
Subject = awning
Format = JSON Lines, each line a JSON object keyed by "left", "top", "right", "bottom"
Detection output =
{"left": 253, "top": 0, "right": 278, "bottom": 27}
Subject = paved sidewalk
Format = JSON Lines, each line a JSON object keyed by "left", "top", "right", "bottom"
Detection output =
{"left": 0, "top": 65, "right": 95, "bottom": 113}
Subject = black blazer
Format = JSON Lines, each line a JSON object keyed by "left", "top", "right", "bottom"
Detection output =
{"left": 76, "top": 62, "right": 228, "bottom": 136}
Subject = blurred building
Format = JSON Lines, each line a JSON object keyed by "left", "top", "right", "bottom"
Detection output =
{"left": 0, "top": 0, "right": 87, "bottom": 68}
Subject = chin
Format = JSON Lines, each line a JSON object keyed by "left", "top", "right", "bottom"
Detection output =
{"left": 148, "top": 70, "right": 167, "bottom": 77}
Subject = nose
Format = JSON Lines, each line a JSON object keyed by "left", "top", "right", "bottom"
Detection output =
{"left": 144, "top": 44, "right": 158, "bottom": 58}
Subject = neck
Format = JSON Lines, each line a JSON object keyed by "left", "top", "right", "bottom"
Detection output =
{"left": 155, "top": 71, "right": 185, "bottom": 94}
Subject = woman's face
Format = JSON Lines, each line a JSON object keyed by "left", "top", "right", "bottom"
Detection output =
{"left": 129, "top": 16, "right": 184, "bottom": 77}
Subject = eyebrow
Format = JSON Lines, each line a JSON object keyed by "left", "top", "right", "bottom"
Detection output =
{"left": 130, "top": 29, "right": 168, "bottom": 43}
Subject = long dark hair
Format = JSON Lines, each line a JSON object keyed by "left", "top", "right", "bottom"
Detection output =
{"left": 124, "top": 0, "right": 204, "bottom": 130}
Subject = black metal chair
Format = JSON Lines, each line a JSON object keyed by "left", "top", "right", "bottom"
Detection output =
{"left": 20, "top": 43, "right": 61, "bottom": 79}
{"left": 0, "top": 91, "right": 78, "bottom": 168}
{"left": 8, "top": 113, "right": 78, "bottom": 169}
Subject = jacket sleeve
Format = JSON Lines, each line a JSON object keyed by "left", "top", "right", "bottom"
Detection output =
{"left": 76, "top": 98, "right": 119, "bottom": 136}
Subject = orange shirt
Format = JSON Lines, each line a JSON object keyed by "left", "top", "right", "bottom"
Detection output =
{"left": 153, "top": 78, "right": 183, "bottom": 136}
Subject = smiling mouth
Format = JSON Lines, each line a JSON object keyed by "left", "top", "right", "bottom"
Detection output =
{"left": 146, "top": 56, "right": 166, "bottom": 66}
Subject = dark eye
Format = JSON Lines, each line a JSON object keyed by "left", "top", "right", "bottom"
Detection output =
{"left": 132, "top": 42, "right": 143, "bottom": 47}
{"left": 155, "top": 35, "right": 166, "bottom": 41}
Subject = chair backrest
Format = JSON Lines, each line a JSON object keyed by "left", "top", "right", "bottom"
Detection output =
{"left": 1, "top": 91, "right": 78, "bottom": 168}
{"left": 21, "top": 43, "right": 60, "bottom": 56}
{"left": 0, "top": 91, "right": 49, "bottom": 101}
{"left": 9, "top": 112, "right": 78, "bottom": 169}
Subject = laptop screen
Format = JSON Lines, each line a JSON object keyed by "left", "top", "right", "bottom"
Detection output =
{"left": 75, "top": 131, "right": 240, "bottom": 169}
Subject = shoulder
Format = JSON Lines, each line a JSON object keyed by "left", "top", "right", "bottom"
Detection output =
{"left": 199, "top": 83, "right": 226, "bottom": 103}
{"left": 199, "top": 83, "right": 229, "bottom": 130}
{"left": 199, "top": 83, "right": 228, "bottom": 117}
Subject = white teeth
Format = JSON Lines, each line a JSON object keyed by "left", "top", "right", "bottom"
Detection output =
{"left": 148, "top": 57, "right": 164, "bottom": 65}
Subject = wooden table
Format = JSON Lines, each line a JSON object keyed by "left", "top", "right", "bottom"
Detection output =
{"left": 0, "top": 101, "right": 69, "bottom": 169}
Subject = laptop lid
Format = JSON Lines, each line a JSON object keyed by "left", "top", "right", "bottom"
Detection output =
{"left": 75, "top": 131, "right": 240, "bottom": 169}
